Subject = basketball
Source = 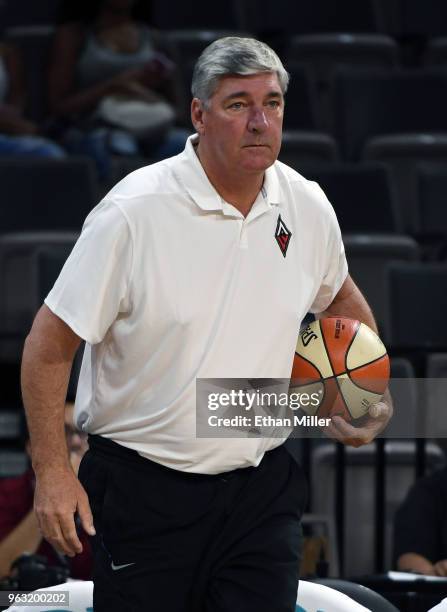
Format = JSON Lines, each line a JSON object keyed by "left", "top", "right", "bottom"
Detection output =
{"left": 291, "top": 317, "right": 390, "bottom": 420}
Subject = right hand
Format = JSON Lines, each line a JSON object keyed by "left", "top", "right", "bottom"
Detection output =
{"left": 33, "top": 466, "right": 95, "bottom": 557}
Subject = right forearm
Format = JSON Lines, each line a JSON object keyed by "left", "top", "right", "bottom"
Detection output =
{"left": 21, "top": 334, "right": 72, "bottom": 473}
{"left": 0, "top": 511, "right": 42, "bottom": 578}
{"left": 20, "top": 306, "right": 93, "bottom": 557}
{"left": 21, "top": 306, "right": 81, "bottom": 474}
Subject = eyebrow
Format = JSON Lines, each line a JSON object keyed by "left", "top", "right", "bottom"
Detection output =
{"left": 223, "top": 90, "right": 283, "bottom": 103}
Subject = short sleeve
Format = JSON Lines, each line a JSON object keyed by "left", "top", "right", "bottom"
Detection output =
{"left": 309, "top": 187, "right": 348, "bottom": 314}
{"left": 45, "top": 199, "right": 133, "bottom": 344}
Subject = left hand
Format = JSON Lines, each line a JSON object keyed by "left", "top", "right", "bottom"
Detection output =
{"left": 323, "top": 392, "right": 393, "bottom": 448}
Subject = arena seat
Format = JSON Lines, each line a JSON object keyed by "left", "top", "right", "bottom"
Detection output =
{"left": 0, "top": 233, "right": 77, "bottom": 363}
{"left": 0, "top": 410, "right": 21, "bottom": 442}
{"left": 401, "top": 0, "right": 447, "bottom": 39}
{"left": 363, "top": 134, "right": 447, "bottom": 236}
{"left": 425, "top": 38, "right": 447, "bottom": 67}
{"left": 286, "top": 33, "right": 398, "bottom": 71}
{"left": 386, "top": 263, "right": 447, "bottom": 350}
{"left": 164, "top": 28, "right": 253, "bottom": 64}
{"left": 343, "top": 234, "right": 419, "bottom": 340}
{"left": 150, "top": 0, "right": 241, "bottom": 30}
{"left": 279, "top": 131, "right": 339, "bottom": 165}
{"left": 333, "top": 70, "right": 447, "bottom": 160}
{"left": 0, "top": 158, "right": 97, "bottom": 234}
{"left": 0, "top": 450, "right": 28, "bottom": 478}
{"left": 427, "top": 353, "right": 447, "bottom": 379}
{"left": 426, "top": 354, "right": 447, "bottom": 441}
{"left": 285, "top": 34, "right": 398, "bottom": 131}
{"left": 280, "top": 64, "right": 319, "bottom": 131}
{"left": 241, "top": 0, "right": 379, "bottom": 36}
{"left": 416, "top": 167, "right": 447, "bottom": 242}
{"left": 0, "top": 409, "right": 25, "bottom": 477}
{"left": 374, "top": 0, "right": 402, "bottom": 36}
{"left": 387, "top": 357, "right": 419, "bottom": 439}
{"left": 297, "top": 163, "right": 400, "bottom": 234}
{"left": 2, "top": 0, "right": 61, "bottom": 28}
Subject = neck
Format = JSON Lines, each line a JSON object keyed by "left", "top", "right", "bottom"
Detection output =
{"left": 196, "top": 142, "right": 264, "bottom": 217}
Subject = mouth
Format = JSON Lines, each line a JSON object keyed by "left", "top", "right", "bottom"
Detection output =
{"left": 243, "top": 144, "right": 270, "bottom": 149}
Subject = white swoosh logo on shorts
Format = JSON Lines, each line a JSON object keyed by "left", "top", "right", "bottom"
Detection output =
{"left": 111, "top": 561, "right": 136, "bottom": 571}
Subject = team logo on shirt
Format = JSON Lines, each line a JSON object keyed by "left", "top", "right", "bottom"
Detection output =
{"left": 275, "top": 215, "right": 292, "bottom": 257}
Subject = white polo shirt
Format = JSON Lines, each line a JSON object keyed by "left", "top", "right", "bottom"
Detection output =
{"left": 45, "top": 134, "right": 348, "bottom": 474}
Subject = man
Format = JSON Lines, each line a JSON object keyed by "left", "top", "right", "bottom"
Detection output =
{"left": 21, "top": 37, "right": 391, "bottom": 611}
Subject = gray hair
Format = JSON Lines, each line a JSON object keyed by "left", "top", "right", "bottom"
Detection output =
{"left": 191, "top": 37, "right": 289, "bottom": 104}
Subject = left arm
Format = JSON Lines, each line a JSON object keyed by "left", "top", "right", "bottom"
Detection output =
{"left": 318, "top": 273, "right": 377, "bottom": 332}
{"left": 319, "top": 274, "right": 393, "bottom": 447}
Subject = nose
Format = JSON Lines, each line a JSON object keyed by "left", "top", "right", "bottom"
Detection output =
{"left": 247, "top": 107, "right": 269, "bottom": 134}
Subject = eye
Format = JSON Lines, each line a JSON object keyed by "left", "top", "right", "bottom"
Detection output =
{"left": 266, "top": 100, "right": 281, "bottom": 109}
{"left": 228, "top": 101, "right": 245, "bottom": 110}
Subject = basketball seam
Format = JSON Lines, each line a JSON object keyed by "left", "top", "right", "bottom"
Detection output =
{"left": 347, "top": 352, "right": 388, "bottom": 374}
{"left": 345, "top": 377, "right": 385, "bottom": 396}
{"left": 289, "top": 370, "right": 326, "bottom": 419}
{"left": 334, "top": 375, "right": 353, "bottom": 420}
{"left": 319, "top": 319, "right": 336, "bottom": 378}
{"left": 344, "top": 320, "right": 361, "bottom": 375}
{"left": 293, "top": 352, "right": 324, "bottom": 381}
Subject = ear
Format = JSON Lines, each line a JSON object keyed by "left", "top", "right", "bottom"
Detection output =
{"left": 191, "top": 98, "right": 206, "bottom": 134}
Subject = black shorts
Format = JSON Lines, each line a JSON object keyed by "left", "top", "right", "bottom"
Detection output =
{"left": 78, "top": 437, "right": 307, "bottom": 612}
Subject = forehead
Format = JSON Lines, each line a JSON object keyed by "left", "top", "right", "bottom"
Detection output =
{"left": 212, "top": 72, "right": 282, "bottom": 99}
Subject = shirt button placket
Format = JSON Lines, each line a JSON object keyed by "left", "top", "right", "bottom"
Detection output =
{"left": 239, "top": 220, "right": 248, "bottom": 249}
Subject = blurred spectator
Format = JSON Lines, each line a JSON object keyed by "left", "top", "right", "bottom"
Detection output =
{"left": 394, "top": 467, "right": 447, "bottom": 576}
{"left": 48, "top": 0, "right": 189, "bottom": 178}
{"left": 0, "top": 35, "right": 65, "bottom": 157}
{"left": 0, "top": 403, "right": 92, "bottom": 580}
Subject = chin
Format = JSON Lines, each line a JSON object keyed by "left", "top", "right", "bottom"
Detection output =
{"left": 241, "top": 152, "right": 276, "bottom": 173}
{"left": 243, "top": 159, "right": 275, "bottom": 173}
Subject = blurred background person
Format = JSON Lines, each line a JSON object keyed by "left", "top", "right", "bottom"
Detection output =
{"left": 0, "top": 403, "right": 91, "bottom": 581}
{"left": 394, "top": 466, "right": 447, "bottom": 576}
{"left": 0, "top": 30, "right": 64, "bottom": 158}
{"left": 47, "top": 0, "right": 189, "bottom": 179}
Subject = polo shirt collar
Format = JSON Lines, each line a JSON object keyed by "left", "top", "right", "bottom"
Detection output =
{"left": 173, "top": 134, "right": 282, "bottom": 213}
